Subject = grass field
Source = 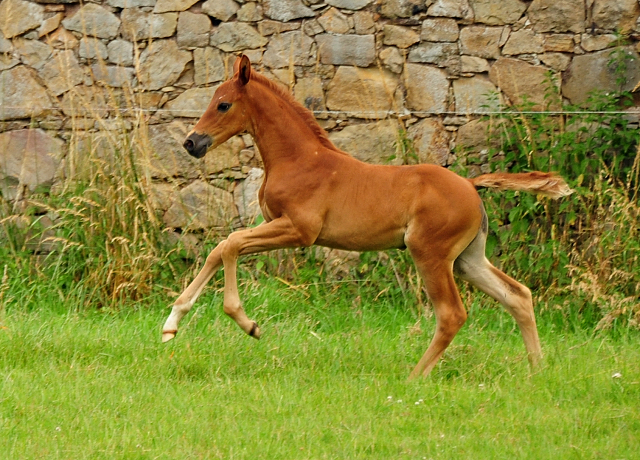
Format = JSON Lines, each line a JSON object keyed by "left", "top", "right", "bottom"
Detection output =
{"left": 1, "top": 275, "right": 639, "bottom": 460}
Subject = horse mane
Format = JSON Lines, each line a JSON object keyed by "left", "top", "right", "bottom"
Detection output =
{"left": 249, "top": 71, "right": 343, "bottom": 153}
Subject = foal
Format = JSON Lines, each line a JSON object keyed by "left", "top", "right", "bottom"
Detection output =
{"left": 162, "top": 55, "right": 572, "bottom": 378}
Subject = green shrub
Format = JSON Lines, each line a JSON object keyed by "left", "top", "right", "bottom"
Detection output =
{"left": 468, "top": 46, "right": 640, "bottom": 329}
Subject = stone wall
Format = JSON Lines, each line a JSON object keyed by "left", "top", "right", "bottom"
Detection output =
{"left": 2, "top": 0, "right": 640, "bottom": 232}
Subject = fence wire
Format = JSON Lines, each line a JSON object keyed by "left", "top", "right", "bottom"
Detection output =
{"left": 2, "top": 106, "right": 639, "bottom": 118}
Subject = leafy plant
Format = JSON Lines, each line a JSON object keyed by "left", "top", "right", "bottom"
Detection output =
{"left": 474, "top": 42, "right": 640, "bottom": 328}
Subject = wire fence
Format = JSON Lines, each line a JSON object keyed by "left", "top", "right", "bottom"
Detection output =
{"left": 2, "top": 106, "right": 640, "bottom": 118}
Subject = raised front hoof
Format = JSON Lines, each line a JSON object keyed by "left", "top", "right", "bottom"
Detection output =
{"left": 162, "top": 330, "right": 177, "bottom": 343}
{"left": 249, "top": 322, "right": 261, "bottom": 340}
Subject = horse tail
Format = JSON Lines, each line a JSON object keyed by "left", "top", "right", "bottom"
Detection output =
{"left": 469, "top": 171, "right": 573, "bottom": 199}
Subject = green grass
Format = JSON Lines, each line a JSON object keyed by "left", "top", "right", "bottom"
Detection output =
{"left": 1, "top": 277, "right": 639, "bottom": 459}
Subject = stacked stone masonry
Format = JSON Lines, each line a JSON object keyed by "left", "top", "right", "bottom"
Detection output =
{"left": 2, "top": 0, "right": 640, "bottom": 231}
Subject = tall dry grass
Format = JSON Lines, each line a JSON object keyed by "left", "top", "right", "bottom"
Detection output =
{"left": 0, "top": 33, "right": 202, "bottom": 307}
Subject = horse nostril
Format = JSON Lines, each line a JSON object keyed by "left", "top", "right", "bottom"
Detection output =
{"left": 183, "top": 139, "right": 194, "bottom": 152}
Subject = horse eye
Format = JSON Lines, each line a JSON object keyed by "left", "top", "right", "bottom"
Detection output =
{"left": 217, "top": 102, "right": 231, "bottom": 113}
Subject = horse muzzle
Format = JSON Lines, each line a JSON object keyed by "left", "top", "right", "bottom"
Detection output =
{"left": 183, "top": 132, "right": 212, "bottom": 158}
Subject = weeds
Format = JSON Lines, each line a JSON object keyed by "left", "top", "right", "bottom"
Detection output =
{"left": 0, "top": 31, "right": 638, "bottom": 332}
{"left": 463, "top": 41, "right": 640, "bottom": 328}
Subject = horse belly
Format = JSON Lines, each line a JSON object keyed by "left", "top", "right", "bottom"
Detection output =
{"left": 314, "top": 212, "right": 407, "bottom": 251}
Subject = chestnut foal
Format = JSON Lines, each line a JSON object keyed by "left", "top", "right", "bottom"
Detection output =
{"left": 162, "top": 55, "right": 572, "bottom": 378}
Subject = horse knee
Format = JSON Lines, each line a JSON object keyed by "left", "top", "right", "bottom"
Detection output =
{"left": 508, "top": 287, "right": 536, "bottom": 324}
{"left": 223, "top": 301, "right": 240, "bottom": 317}
{"left": 437, "top": 306, "right": 467, "bottom": 338}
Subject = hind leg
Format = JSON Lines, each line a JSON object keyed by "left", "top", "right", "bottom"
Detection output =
{"left": 455, "top": 233, "right": 542, "bottom": 367}
{"left": 408, "top": 256, "right": 468, "bottom": 379}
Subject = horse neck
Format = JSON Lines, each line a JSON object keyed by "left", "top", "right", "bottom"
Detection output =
{"left": 245, "top": 82, "right": 328, "bottom": 171}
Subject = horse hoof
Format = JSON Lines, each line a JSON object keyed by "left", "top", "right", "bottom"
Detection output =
{"left": 162, "top": 330, "right": 177, "bottom": 343}
{"left": 249, "top": 322, "right": 261, "bottom": 340}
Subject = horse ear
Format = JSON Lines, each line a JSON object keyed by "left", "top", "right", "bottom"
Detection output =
{"left": 234, "top": 54, "right": 251, "bottom": 86}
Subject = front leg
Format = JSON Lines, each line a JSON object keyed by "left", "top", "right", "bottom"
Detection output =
{"left": 219, "top": 216, "right": 317, "bottom": 337}
{"left": 162, "top": 242, "right": 225, "bottom": 342}
{"left": 162, "top": 216, "right": 316, "bottom": 342}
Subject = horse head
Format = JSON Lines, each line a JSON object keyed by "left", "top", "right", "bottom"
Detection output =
{"left": 183, "top": 55, "right": 252, "bottom": 158}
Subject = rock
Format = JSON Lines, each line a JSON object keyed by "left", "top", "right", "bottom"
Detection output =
{"left": 47, "top": 28, "right": 78, "bottom": 50}
{"left": 460, "top": 55, "right": 490, "bottom": 73}
{"left": 13, "top": 38, "right": 53, "bottom": 70}
{"left": 528, "top": 0, "right": 585, "bottom": 33}
{"left": 539, "top": 53, "right": 571, "bottom": 71}
{"left": 0, "top": 33, "right": 11, "bottom": 53}
{"left": 91, "top": 64, "right": 135, "bottom": 88}
{"left": 459, "top": 26, "right": 503, "bottom": 59}
{"left": 0, "top": 66, "right": 52, "bottom": 120}
{"left": 316, "top": 34, "right": 375, "bottom": 67}
{"left": 328, "top": 119, "right": 402, "bottom": 164}
{"left": 79, "top": 37, "right": 108, "bottom": 61}
{"left": 502, "top": 29, "right": 544, "bottom": 55}
{"left": 353, "top": 11, "right": 376, "bottom": 34}
{"left": 294, "top": 76, "right": 327, "bottom": 115}
{"left": 38, "top": 12, "right": 63, "bottom": 38}
{"left": 210, "top": 23, "right": 268, "bottom": 52}
{"left": 0, "top": 53, "right": 19, "bottom": 72}
{"left": 408, "top": 42, "right": 459, "bottom": 67}
{"left": 60, "top": 85, "right": 110, "bottom": 118}
{"left": 154, "top": 0, "right": 199, "bottom": 13}
{"left": 581, "top": 34, "right": 617, "bottom": 52}
{"left": 61, "top": 3, "right": 121, "bottom": 40}
{"left": 107, "top": 0, "right": 156, "bottom": 7}
{"left": 259, "top": 20, "right": 301, "bottom": 36}
{"left": 543, "top": 34, "right": 575, "bottom": 52}
{"left": 380, "top": 46, "right": 404, "bottom": 73}
{"left": 204, "top": 135, "right": 243, "bottom": 174}
{"left": 202, "top": 0, "right": 240, "bottom": 21}
{"left": 326, "top": 0, "right": 373, "bottom": 9}
{"left": 319, "top": 248, "right": 361, "bottom": 279}
{"left": 489, "top": 57, "right": 559, "bottom": 109}
{"left": 237, "top": 3, "right": 263, "bottom": 22}
{"left": 421, "top": 18, "right": 459, "bottom": 42}
{"left": 592, "top": 0, "right": 640, "bottom": 32}
{"left": 427, "top": 0, "right": 473, "bottom": 20}
{"left": 381, "top": 0, "right": 427, "bottom": 19}
{"left": 38, "top": 50, "right": 84, "bottom": 96}
{"left": 383, "top": 25, "right": 420, "bottom": 49}
{"left": 149, "top": 183, "right": 178, "bottom": 214}
{"left": 138, "top": 92, "right": 165, "bottom": 111}
{"left": 193, "top": 47, "right": 226, "bottom": 86}
{"left": 562, "top": 47, "right": 640, "bottom": 106}
{"left": 326, "top": 67, "right": 399, "bottom": 118}
{"left": 0, "top": 129, "right": 62, "bottom": 194}
{"left": 62, "top": 130, "right": 123, "bottom": 181}
{"left": 407, "top": 118, "right": 452, "bottom": 165}
{"left": 263, "top": 0, "right": 315, "bottom": 22}
{"left": 0, "top": 0, "right": 44, "bottom": 39}
{"left": 121, "top": 9, "right": 178, "bottom": 41}
{"left": 234, "top": 167, "right": 264, "bottom": 226}
{"left": 453, "top": 75, "right": 500, "bottom": 114}
{"left": 263, "top": 30, "right": 315, "bottom": 68}
{"left": 147, "top": 121, "right": 200, "bottom": 179}
{"left": 468, "top": 0, "right": 527, "bottom": 25}
{"left": 163, "top": 180, "right": 238, "bottom": 230}
{"left": 164, "top": 87, "right": 218, "bottom": 118}
{"left": 302, "top": 19, "right": 324, "bottom": 37}
{"left": 177, "top": 12, "right": 211, "bottom": 48}
{"left": 456, "top": 118, "right": 500, "bottom": 152}
{"left": 107, "top": 40, "right": 134, "bottom": 67}
{"left": 139, "top": 40, "right": 192, "bottom": 91}
{"left": 404, "top": 63, "right": 449, "bottom": 114}
{"left": 318, "top": 8, "right": 351, "bottom": 35}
